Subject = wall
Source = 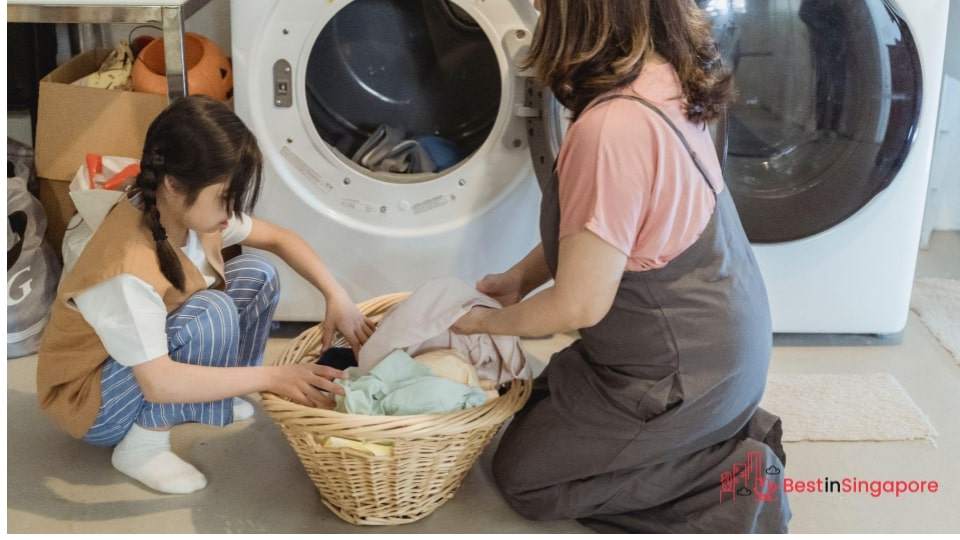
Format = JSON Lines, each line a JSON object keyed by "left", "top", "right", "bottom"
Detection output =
{"left": 99, "top": 0, "right": 231, "bottom": 62}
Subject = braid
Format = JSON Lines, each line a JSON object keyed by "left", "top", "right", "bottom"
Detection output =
{"left": 128, "top": 95, "right": 264, "bottom": 292}
{"left": 135, "top": 156, "right": 186, "bottom": 291}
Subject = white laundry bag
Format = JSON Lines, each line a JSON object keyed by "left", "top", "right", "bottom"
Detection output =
{"left": 62, "top": 154, "right": 140, "bottom": 272}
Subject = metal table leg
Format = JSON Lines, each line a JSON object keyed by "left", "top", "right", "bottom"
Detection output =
{"left": 162, "top": 6, "right": 188, "bottom": 99}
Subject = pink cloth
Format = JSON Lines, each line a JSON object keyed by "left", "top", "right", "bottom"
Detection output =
{"left": 557, "top": 62, "right": 725, "bottom": 271}
{"left": 357, "top": 277, "right": 532, "bottom": 385}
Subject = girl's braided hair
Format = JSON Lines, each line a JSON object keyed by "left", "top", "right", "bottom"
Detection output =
{"left": 131, "top": 95, "right": 263, "bottom": 290}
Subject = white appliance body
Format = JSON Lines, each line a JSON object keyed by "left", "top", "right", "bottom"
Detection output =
{"left": 231, "top": 0, "right": 545, "bottom": 321}
{"left": 233, "top": 0, "right": 947, "bottom": 334}
{"left": 713, "top": 0, "right": 950, "bottom": 334}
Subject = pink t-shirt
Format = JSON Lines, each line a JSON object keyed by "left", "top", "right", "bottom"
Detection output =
{"left": 557, "top": 62, "right": 725, "bottom": 271}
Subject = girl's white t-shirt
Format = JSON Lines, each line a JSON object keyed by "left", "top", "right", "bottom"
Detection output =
{"left": 71, "top": 214, "right": 254, "bottom": 367}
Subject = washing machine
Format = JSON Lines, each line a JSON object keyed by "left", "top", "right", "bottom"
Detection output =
{"left": 231, "top": 0, "right": 563, "bottom": 321}
{"left": 703, "top": 0, "right": 950, "bottom": 334}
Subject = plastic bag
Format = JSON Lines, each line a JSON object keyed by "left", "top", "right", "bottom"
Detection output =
{"left": 62, "top": 154, "right": 140, "bottom": 272}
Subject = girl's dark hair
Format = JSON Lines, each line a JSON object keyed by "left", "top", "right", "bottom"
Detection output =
{"left": 522, "top": 0, "right": 734, "bottom": 123}
{"left": 132, "top": 95, "right": 263, "bottom": 291}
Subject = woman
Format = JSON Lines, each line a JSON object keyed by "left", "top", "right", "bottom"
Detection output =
{"left": 453, "top": 0, "right": 791, "bottom": 533}
{"left": 37, "top": 96, "right": 375, "bottom": 494}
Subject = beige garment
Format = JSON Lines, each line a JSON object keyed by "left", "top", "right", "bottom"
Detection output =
{"left": 415, "top": 349, "right": 499, "bottom": 401}
{"left": 322, "top": 436, "right": 394, "bottom": 457}
{"left": 359, "top": 277, "right": 532, "bottom": 385}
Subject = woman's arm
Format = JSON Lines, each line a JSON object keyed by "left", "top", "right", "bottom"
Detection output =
{"left": 455, "top": 230, "right": 626, "bottom": 337}
{"left": 132, "top": 354, "right": 347, "bottom": 408}
{"left": 477, "top": 243, "right": 553, "bottom": 306}
{"left": 240, "top": 217, "right": 375, "bottom": 353}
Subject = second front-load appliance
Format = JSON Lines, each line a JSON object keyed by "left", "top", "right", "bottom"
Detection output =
{"left": 705, "top": 0, "right": 949, "bottom": 334}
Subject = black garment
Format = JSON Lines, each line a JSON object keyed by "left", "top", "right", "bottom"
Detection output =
{"left": 491, "top": 96, "right": 791, "bottom": 533}
{"left": 315, "top": 347, "right": 357, "bottom": 371}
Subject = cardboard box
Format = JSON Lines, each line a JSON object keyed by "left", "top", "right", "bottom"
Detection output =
{"left": 35, "top": 49, "right": 169, "bottom": 255}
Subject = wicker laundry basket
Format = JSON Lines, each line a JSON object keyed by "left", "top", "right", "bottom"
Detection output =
{"left": 260, "top": 292, "right": 532, "bottom": 525}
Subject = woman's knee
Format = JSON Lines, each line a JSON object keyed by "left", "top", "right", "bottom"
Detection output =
{"left": 491, "top": 434, "right": 559, "bottom": 520}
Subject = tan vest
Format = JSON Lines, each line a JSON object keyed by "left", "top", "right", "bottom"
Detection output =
{"left": 37, "top": 197, "right": 225, "bottom": 438}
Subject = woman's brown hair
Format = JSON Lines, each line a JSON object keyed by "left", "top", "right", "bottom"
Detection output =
{"left": 132, "top": 95, "right": 263, "bottom": 291}
{"left": 522, "top": 0, "right": 734, "bottom": 123}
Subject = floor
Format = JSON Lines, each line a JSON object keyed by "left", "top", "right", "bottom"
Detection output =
{"left": 6, "top": 231, "right": 960, "bottom": 534}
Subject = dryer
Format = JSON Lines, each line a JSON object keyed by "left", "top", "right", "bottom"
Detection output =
{"left": 231, "top": 0, "right": 560, "bottom": 321}
{"left": 704, "top": 0, "right": 950, "bottom": 334}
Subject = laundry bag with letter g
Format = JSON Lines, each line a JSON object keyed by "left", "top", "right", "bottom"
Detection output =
{"left": 7, "top": 175, "right": 61, "bottom": 358}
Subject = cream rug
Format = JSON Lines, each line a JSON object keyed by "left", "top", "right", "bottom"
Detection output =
{"left": 911, "top": 277, "right": 960, "bottom": 365}
{"left": 760, "top": 373, "right": 937, "bottom": 443}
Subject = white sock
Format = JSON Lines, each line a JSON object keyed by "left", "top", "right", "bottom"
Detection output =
{"left": 232, "top": 397, "right": 255, "bottom": 421}
{"left": 111, "top": 424, "right": 207, "bottom": 494}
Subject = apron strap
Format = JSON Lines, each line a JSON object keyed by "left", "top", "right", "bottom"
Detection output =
{"left": 589, "top": 94, "right": 718, "bottom": 198}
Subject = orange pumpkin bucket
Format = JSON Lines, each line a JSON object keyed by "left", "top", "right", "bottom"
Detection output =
{"left": 132, "top": 32, "right": 233, "bottom": 102}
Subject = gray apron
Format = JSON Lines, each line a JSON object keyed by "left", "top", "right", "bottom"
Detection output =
{"left": 492, "top": 96, "right": 792, "bottom": 533}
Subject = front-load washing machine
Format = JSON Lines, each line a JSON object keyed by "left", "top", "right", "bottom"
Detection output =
{"left": 231, "top": 0, "right": 562, "bottom": 321}
{"left": 704, "top": 0, "right": 950, "bottom": 334}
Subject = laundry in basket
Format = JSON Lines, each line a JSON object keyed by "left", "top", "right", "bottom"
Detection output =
{"left": 260, "top": 292, "right": 532, "bottom": 525}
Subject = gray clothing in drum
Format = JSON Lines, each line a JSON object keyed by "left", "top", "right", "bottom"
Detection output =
{"left": 491, "top": 96, "right": 792, "bottom": 533}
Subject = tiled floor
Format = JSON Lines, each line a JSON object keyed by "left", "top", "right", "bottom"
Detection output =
{"left": 6, "top": 231, "right": 959, "bottom": 534}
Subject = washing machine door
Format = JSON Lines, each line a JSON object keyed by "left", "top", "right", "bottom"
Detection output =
{"left": 300, "top": 0, "right": 561, "bottom": 188}
{"left": 232, "top": 0, "right": 561, "bottom": 317}
{"left": 703, "top": 0, "right": 922, "bottom": 243}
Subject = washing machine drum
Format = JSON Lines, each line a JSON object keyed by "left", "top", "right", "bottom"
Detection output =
{"left": 705, "top": 0, "right": 922, "bottom": 243}
{"left": 304, "top": 0, "right": 500, "bottom": 175}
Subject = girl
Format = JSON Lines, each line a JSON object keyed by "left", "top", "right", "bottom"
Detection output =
{"left": 37, "top": 95, "right": 375, "bottom": 494}
{"left": 454, "top": 0, "right": 791, "bottom": 533}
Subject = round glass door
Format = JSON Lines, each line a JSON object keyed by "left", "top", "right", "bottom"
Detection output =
{"left": 702, "top": 0, "right": 921, "bottom": 242}
{"left": 303, "top": 0, "right": 501, "bottom": 181}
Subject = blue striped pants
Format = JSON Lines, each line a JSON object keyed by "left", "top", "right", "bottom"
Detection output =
{"left": 83, "top": 254, "right": 280, "bottom": 446}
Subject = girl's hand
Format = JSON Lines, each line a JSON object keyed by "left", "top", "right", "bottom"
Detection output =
{"left": 270, "top": 363, "right": 348, "bottom": 409}
{"left": 476, "top": 271, "right": 524, "bottom": 307}
{"left": 321, "top": 296, "right": 376, "bottom": 357}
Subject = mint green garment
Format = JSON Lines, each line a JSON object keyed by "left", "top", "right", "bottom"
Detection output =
{"left": 335, "top": 349, "right": 489, "bottom": 415}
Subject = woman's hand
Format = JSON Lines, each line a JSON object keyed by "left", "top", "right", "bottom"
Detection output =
{"left": 476, "top": 271, "right": 525, "bottom": 307}
{"left": 269, "top": 363, "right": 348, "bottom": 409}
{"left": 322, "top": 296, "right": 376, "bottom": 356}
{"left": 452, "top": 305, "right": 495, "bottom": 335}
